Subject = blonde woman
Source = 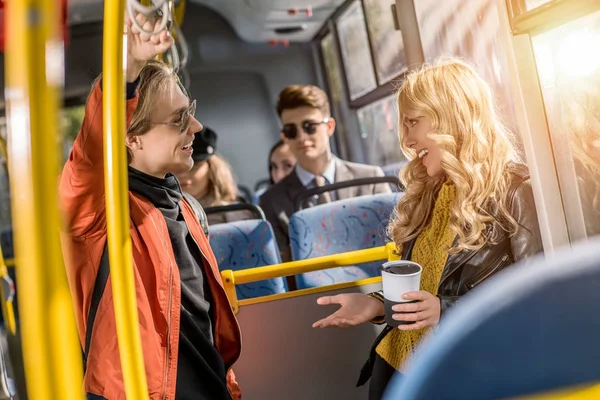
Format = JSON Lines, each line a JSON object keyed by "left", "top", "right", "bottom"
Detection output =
{"left": 313, "top": 58, "right": 544, "bottom": 399}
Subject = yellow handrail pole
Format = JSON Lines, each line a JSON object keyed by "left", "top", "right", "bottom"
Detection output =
{"left": 221, "top": 243, "right": 399, "bottom": 312}
{"left": 4, "top": 0, "right": 84, "bottom": 398}
{"left": 234, "top": 245, "right": 391, "bottom": 285}
{"left": 103, "top": 0, "right": 149, "bottom": 398}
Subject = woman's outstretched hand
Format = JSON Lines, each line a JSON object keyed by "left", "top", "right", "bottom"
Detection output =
{"left": 313, "top": 293, "right": 384, "bottom": 328}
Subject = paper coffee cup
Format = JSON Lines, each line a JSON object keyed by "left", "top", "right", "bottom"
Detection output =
{"left": 380, "top": 261, "right": 422, "bottom": 327}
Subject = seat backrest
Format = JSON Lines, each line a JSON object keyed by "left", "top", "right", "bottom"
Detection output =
{"left": 209, "top": 219, "right": 287, "bottom": 299}
{"left": 204, "top": 203, "right": 266, "bottom": 225}
{"left": 289, "top": 192, "right": 402, "bottom": 289}
{"left": 381, "top": 162, "right": 407, "bottom": 193}
{"left": 294, "top": 176, "right": 401, "bottom": 211}
{"left": 384, "top": 237, "right": 600, "bottom": 400}
{"left": 237, "top": 185, "right": 252, "bottom": 204}
{"left": 252, "top": 187, "right": 267, "bottom": 205}
{"left": 381, "top": 161, "right": 408, "bottom": 178}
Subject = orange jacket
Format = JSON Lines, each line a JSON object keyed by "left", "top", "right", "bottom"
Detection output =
{"left": 59, "top": 81, "right": 242, "bottom": 400}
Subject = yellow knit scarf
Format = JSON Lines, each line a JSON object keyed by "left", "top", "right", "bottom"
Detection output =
{"left": 376, "top": 183, "right": 456, "bottom": 370}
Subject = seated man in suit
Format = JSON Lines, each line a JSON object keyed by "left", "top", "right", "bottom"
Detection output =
{"left": 260, "top": 84, "right": 391, "bottom": 262}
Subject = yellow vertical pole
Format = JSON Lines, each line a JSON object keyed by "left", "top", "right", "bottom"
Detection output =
{"left": 4, "top": 0, "right": 84, "bottom": 399}
{"left": 103, "top": 0, "right": 149, "bottom": 398}
{"left": 173, "top": 0, "right": 187, "bottom": 26}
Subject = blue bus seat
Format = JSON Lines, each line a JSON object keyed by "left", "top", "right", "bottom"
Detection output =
{"left": 252, "top": 187, "right": 267, "bottom": 205}
{"left": 381, "top": 161, "right": 407, "bottom": 177}
{"left": 289, "top": 192, "right": 402, "bottom": 289}
{"left": 209, "top": 219, "right": 287, "bottom": 300}
{"left": 384, "top": 237, "right": 600, "bottom": 400}
{"left": 381, "top": 162, "right": 407, "bottom": 193}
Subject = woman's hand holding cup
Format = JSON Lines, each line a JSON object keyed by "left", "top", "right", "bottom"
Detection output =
{"left": 391, "top": 290, "right": 441, "bottom": 331}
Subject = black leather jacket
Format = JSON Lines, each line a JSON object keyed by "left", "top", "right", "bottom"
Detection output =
{"left": 357, "top": 164, "right": 544, "bottom": 386}
{"left": 401, "top": 163, "right": 544, "bottom": 315}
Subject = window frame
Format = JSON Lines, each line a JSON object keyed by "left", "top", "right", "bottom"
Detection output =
{"left": 313, "top": 0, "right": 409, "bottom": 109}
{"left": 506, "top": 0, "right": 600, "bottom": 35}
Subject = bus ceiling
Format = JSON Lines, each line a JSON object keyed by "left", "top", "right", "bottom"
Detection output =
{"left": 67, "top": 0, "right": 346, "bottom": 43}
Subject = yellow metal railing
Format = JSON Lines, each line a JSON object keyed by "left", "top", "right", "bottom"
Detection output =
{"left": 512, "top": 382, "right": 600, "bottom": 399}
{"left": 4, "top": 0, "right": 84, "bottom": 398}
{"left": 222, "top": 243, "right": 399, "bottom": 313}
{"left": 103, "top": 0, "right": 149, "bottom": 398}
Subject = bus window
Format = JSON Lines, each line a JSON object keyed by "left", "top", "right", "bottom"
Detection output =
{"left": 336, "top": 0, "right": 378, "bottom": 100}
{"left": 321, "top": 32, "right": 350, "bottom": 158}
{"left": 357, "top": 93, "right": 405, "bottom": 167}
{"left": 321, "top": 33, "right": 344, "bottom": 112}
{"left": 362, "top": 0, "right": 407, "bottom": 85}
{"left": 531, "top": 10, "right": 600, "bottom": 238}
{"left": 525, "top": 0, "right": 554, "bottom": 12}
{"left": 413, "top": 0, "right": 520, "bottom": 148}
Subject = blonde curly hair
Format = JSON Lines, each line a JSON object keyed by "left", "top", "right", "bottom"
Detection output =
{"left": 388, "top": 58, "right": 522, "bottom": 253}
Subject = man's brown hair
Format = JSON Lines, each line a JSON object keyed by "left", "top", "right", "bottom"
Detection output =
{"left": 87, "top": 60, "right": 187, "bottom": 164}
{"left": 276, "top": 85, "right": 330, "bottom": 117}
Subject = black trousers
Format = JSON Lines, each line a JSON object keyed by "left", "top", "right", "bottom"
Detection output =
{"left": 87, "top": 395, "right": 106, "bottom": 400}
{"left": 368, "top": 354, "right": 399, "bottom": 400}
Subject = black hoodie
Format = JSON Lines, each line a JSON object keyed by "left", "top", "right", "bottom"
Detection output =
{"left": 128, "top": 167, "right": 231, "bottom": 400}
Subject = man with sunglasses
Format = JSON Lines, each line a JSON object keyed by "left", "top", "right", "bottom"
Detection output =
{"left": 260, "top": 84, "right": 391, "bottom": 263}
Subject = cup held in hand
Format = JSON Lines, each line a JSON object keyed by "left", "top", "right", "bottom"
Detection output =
{"left": 380, "top": 261, "right": 422, "bottom": 327}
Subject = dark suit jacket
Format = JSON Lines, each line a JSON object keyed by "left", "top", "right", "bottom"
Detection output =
{"left": 259, "top": 157, "right": 392, "bottom": 262}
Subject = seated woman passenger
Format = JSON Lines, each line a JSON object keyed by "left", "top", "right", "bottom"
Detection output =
{"left": 254, "top": 140, "right": 297, "bottom": 200}
{"left": 59, "top": 15, "right": 241, "bottom": 400}
{"left": 269, "top": 140, "right": 297, "bottom": 184}
{"left": 313, "top": 58, "right": 543, "bottom": 400}
{"left": 177, "top": 127, "right": 254, "bottom": 225}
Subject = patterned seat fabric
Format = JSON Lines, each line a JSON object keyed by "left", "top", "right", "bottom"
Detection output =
{"left": 289, "top": 192, "right": 403, "bottom": 289}
{"left": 209, "top": 219, "right": 287, "bottom": 299}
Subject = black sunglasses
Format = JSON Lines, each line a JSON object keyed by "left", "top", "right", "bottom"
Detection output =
{"left": 281, "top": 118, "right": 330, "bottom": 139}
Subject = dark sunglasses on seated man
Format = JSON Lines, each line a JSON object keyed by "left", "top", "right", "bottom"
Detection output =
{"left": 281, "top": 118, "right": 330, "bottom": 140}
